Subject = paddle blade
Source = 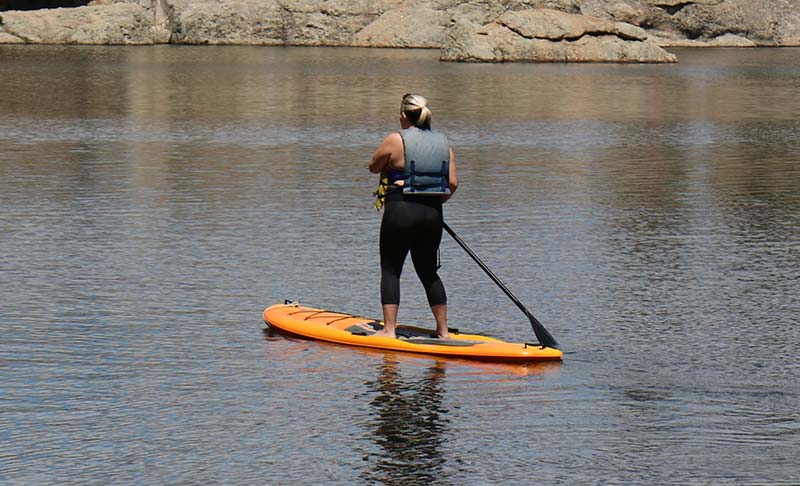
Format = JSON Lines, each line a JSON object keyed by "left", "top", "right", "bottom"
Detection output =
{"left": 527, "top": 311, "right": 560, "bottom": 349}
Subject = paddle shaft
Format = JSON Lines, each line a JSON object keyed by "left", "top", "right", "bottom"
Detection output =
{"left": 442, "top": 222, "right": 560, "bottom": 349}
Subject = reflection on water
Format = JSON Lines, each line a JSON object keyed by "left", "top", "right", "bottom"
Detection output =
{"left": 1, "top": 45, "right": 799, "bottom": 484}
{"left": 362, "top": 356, "right": 449, "bottom": 485}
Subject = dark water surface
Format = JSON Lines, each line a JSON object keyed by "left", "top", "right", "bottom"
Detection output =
{"left": 1, "top": 45, "right": 798, "bottom": 485}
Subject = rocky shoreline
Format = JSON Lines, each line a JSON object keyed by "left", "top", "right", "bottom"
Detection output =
{"left": 1, "top": 0, "right": 799, "bottom": 62}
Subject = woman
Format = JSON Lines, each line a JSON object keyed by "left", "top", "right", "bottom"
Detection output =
{"left": 368, "top": 93, "right": 458, "bottom": 339}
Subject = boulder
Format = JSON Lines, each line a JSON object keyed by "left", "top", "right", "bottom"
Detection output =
{"left": 604, "top": 2, "right": 649, "bottom": 26}
{"left": 352, "top": 3, "right": 448, "bottom": 48}
{"left": 441, "top": 9, "right": 677, "bottom": 62}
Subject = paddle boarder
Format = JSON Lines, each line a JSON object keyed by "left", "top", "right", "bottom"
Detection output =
{"left": 368, "top": 93, "right": 458, "bottom": 339}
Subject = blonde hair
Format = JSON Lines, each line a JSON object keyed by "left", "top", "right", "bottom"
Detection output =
{"left": 401, "top": 93, "right": 432, "bottom": 130}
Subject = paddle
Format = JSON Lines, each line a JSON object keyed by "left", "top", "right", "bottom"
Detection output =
{"left": 442, "top": 222, "right": 560, "bottom": 349}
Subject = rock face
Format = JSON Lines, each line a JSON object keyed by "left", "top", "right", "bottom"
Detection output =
{"left": 1, "top": 0, "right": 799, "bottom": 61}
{"left": 0, "top": 3, "right": 167, "bottom": 44}
{"left": 167, "top": 0, "right": 401, "bottom": 46}
{"left": 581, "top": 0, "right": 800, "bottom": 46}
{"left": 441, "top": 9, "right": 677, "bottom": 62}
{"left": 351, "top": 0, "right": 582, "bottom": 48}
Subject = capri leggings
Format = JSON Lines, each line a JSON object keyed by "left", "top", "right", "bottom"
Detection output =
{"left": 380, "top": 192, "right": 447, "bottom": 307}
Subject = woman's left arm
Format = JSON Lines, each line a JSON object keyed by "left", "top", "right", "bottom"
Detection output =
{"left": 442, "top": 147, "right": 458, "bottom": 202}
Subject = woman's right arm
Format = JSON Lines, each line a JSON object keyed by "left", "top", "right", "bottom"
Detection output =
{"left": 369, "top": 132, "right": 402, "bottom": 173}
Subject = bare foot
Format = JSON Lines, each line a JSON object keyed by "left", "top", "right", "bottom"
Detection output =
{"left": 370, "top": 329, "right": 396, "bottom": 339}
{"left": 437, "top": 332, "right": 450, "bottom": 340}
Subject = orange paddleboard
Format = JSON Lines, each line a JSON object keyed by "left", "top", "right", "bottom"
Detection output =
{"left": 263, "top": 302, "right": 562, "bottom": 363}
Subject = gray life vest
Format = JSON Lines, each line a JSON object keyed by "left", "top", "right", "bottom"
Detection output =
{"left": 399, "top": 126, "right": 451, "bottom": 195}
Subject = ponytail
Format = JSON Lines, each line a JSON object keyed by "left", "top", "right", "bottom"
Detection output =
{"left": 401, "top": 93, "right": 432, "bottom": 130}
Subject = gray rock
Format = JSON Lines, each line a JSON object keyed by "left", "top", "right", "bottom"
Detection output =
{"left": 441, "top": 9, "right": 676, "bottom": 62}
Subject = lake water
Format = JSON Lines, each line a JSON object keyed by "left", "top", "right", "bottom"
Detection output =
{"left": 1, "top": 45, "right": 798, "bottom": 485}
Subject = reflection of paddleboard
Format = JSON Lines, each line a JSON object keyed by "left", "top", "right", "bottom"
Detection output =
{"left": 263, "top": 302, "right": 563, "bottom": 363}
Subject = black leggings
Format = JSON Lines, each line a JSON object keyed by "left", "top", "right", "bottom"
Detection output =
{"left": 380, "top": 192, "right": 447, "bottom": 307}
